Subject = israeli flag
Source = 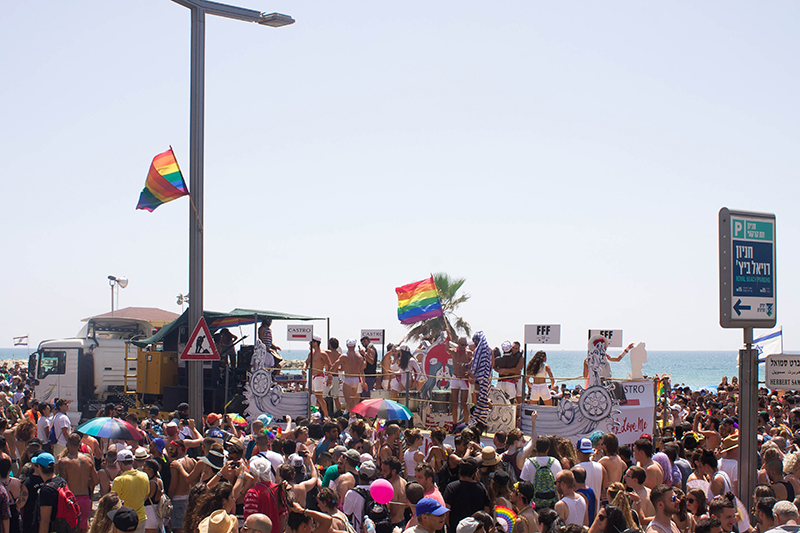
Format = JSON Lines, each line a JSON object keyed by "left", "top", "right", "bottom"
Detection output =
{"left": 755, "top": 328, "right": 783, "bottom": 364}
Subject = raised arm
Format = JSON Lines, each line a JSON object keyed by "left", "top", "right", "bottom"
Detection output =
{"left": 517, "top": 410, "right": 538, "bottom": 472}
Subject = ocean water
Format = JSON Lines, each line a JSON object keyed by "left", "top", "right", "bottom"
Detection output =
{"left": 274, "top": 348, "right": 761, "bottom": 391}
{"left": 1, "top": 347, "right": 763, "bottom": 391}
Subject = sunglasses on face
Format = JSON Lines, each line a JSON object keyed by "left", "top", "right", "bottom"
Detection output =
{"left": 687, "top": 498, "right": 696, "bottom": 504}
{"left": 598, "top": 515, "right": 607, "bottom": 522}
{"left": 671, "top": 495, "right": 678, "bottom": 502}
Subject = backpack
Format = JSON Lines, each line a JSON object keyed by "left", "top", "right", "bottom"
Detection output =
{"left": 155, "top": 493, "right": 173, "bottom": 519}
{"left": 46, "top": 478, "right": 81, "bottom": 533}
{"left": 350, "top": 487, "right": 391, "bottom": 533}
{"left": 529, "top": 456, "right": 558, "bottom": 510}
{"left": 48, "top": 423, "right": 58, "bottom": 445}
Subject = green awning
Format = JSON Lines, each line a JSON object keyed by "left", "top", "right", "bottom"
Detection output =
{"left": 131, "top": 308, "right": 322, "bottom": 348}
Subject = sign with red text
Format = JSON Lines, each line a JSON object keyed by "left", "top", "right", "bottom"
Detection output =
{"left": 609, "top": 379, "right": 655, "bottom": 446}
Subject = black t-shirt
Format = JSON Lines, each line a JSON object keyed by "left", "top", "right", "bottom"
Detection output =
{"left": 37, "top": 476, "right": 66, "bottom": 527}
{"left": 157, "top": 456, "right": 171, "bottom": 494}
{"left": 22, "top": 473, "right": 44, "bottom": 532}
{"left": 442, "top": 479, "right": 491, "bottom": 532}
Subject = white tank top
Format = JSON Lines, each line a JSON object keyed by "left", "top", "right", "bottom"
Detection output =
{"left": 562, "top": 493, "right": 587, "bottom": 526}
{"left": 404, "top": 448, "right": 420, "bottom": 479}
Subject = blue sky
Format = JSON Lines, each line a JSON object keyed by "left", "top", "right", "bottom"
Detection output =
{"left": 2, "top": 2, "right": 798, "bottom": 351}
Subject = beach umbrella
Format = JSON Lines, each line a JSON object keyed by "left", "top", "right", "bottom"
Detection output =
{"left": 350, "top": 398, "right": 412, "bottom": 421}
{"left": 228, "top": 413, "right": 247, "bottom": 427}
{"left": 75, "top": 417, "right": 144, "bottom": 441}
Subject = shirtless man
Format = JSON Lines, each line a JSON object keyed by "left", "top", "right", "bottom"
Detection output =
{"left": 633, "top": 438, "right": 663, "bottom": 490}
{"left": 81, "top": 434, "right": 102, "bottom": 471}
{"left": 331, "top": 339, "right": 367, "bottom": 411}
{"left": 325, "top": 338, "right": 343, "bottom": 412}
{"left": 598, "top": 433, "right": 626, "bottom": 492}
{"left": 56, "top": 433, "right": 98, "bottom": 533}
{"left": 335, "top": 449, "right": 361, "bottom": 505}
{"left": 304, "top": 336, "right": 331, "bottom": 419}
{"left": 379, "top": 344, "right": 396, "bottom": 390}
{"left": 167, "top": 439, "right": 197, "bottom": 533}
{"left": 446, "top": 337, "right": 473, "bottom": 427}
{"left": 98, "top": 448, "right": 121, "bottom": 496}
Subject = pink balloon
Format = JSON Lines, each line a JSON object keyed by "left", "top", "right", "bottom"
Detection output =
{"left": 370, "top": 478, "right": 394, "bottom": 505}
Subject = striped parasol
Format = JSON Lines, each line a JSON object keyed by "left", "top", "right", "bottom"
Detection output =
{"left": 351, "top": 398, "right": 412, "bottom": 421}
{"left": 75, "top": 417, "right": 144, "bottom": 441}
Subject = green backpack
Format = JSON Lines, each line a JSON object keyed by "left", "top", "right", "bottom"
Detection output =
{"left": 530, "top": 456, "right": 558, "bottom": 509}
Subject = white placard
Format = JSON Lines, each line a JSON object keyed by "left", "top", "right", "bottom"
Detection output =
{"left": 524, "top": 324, "right": 561, "bottom": 344}
{"left": 287, "top": 325, "right": 313, "bottom": 342}
{"left": 765, "top": 353, "right": 800, "bottom": 390}
{"left": 360, "top": 329, "right": 384, "bottom": 344}
{"left": 588, "top": 329, "right": 623, "bottom": 348}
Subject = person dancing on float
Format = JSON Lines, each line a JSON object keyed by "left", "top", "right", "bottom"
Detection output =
{"left": 526, "top": 351, "right": 556, "bottom": 406}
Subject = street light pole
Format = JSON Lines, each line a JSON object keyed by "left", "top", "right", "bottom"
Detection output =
{"left": 171, "top": 0, "right": 294, "bottom": 426}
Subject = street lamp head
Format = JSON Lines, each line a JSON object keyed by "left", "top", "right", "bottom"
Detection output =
{"left": 258, "top": 12, "right": 294, "bottom": 27}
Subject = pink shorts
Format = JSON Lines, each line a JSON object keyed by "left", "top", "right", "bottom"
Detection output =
{"left": 77, "top": 494, "right": 92, "bottom": 529}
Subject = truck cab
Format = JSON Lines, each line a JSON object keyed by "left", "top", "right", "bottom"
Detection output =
{"left": 29, "top": 316, "right": 155, "bottom": 423}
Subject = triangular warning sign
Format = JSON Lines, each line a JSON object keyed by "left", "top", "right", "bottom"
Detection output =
{"left": 180, "top": 317, "right": 220, "bottom": 361}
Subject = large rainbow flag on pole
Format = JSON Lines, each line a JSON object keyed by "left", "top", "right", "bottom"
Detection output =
{"left": 396, "top": 275, "right": 444, "bottom": 325}
{"left": 136, "top": 147, "right": 189, "bottom": 212}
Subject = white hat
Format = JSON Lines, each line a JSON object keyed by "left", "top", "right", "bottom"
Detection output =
{"left": 346, "top": 339, "right": 357, "bottom": 347}
{"left": 289, "top": 453, "right": 304, "bottom": 468}
{"left": 501, "top": 341, "right": 512, "bottom": 353}
{"left": 312, "top": 335, "right": 322, "bottom": 342}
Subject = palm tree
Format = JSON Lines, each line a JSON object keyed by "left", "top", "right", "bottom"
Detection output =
{"left": 403, "top": 272, "right": 471, "bottom": 342}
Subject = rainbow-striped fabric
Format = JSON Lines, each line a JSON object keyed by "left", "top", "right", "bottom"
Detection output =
{"left": 396, "top": 276, "right": 443, "bottom": 324}
{"left": 136, "top": 148, "right": 189, "bottom": 212}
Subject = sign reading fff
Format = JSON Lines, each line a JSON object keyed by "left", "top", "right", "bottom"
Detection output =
{"left": 524, "top": 324, "right": 561, "bottom": 345}
{"left": 589, "top": 329, "right": 623, "bottom": 348}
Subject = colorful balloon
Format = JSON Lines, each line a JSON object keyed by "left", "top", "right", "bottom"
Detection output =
{"left": 370, "top": 478, "right": 394, "bottom": 505}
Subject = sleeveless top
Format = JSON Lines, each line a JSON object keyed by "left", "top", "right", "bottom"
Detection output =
{"left": 1, "top": 479, "right": 20, "bottom": 533}
{"left": 708, "top": 470, "right": 733, "bottom": 500}
{"left": 561, "top": 493, "right": 587, "bottom": 525}
{"left": 364, "top": 344, "right": 377, "bottom": 375}
{"left": 404, "top": 449, "right": 420, "bottom": 479}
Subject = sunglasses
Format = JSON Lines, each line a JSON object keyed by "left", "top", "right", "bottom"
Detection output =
{"left": 671, "top": 495, "right": 678, "bottom": 502}
{"left": 598, "top": 515, "right": 607, "bottom": 522}
{"left": 687, "top": 498, "right": 696, "bottom": 504}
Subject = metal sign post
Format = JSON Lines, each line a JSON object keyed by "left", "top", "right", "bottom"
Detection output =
{"left": 719, "top": 207, "right": 777, "bottom": 512}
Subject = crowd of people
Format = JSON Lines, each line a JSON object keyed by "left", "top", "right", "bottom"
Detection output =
{"left": 4, "top": 350, "right": 800, "bottom": 533}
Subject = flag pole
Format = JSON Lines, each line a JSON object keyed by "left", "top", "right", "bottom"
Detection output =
{"left": 171, "top": 145, "right": 203, "bottom": 230}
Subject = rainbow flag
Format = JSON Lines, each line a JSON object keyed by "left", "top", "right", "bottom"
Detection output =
{"left": 656, "top": 380, "right": 666, "bottom": 397}
{"left": 136, "top": 147, "right": 189, "bottom": 212}
{"left": 396, "top": 276, "right": 444, "bottom": 325}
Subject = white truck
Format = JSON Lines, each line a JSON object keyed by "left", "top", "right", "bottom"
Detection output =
{"left": 28, "top": 316, "right": 155, "bottom": 423}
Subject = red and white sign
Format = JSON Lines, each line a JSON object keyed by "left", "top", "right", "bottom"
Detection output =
{"left": 610, "top": 379, "right": 655, "bottom": 445}
{"left": 360, "top": 329, "right": 384, "bottom": 344}
{"left": 287, "top": 325, "right": 313, "bottom": 342}
{"left": 180, "top": 317, "right": 220, "bottom": 361}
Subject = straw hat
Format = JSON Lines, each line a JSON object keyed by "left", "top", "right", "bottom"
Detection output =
{"left": 721, "top": 434, "right": 739, "bottom": 453}
{"left": 198, "top": 510, "right": 237, "bottom": 533}
{"left": 480, "top": 446, "right": 500, "bottom": 467}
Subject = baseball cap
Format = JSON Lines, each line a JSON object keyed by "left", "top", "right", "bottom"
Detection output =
{"left": 457, "top": 517, "right": 481, "bottom": 533}
{"left": 289, "top": 453, "right": 304, "bottom": 468}
{"left": 149, "top": 406, "right": 160, "bottom": 415}
{"left": 206, "top": 413, "right": 221, "bottom": 425}
{"left": 360, "top": 453, "right": 374, "bottom": 464}
{"left": 117, "top": 449, "right": 134, "bottom": 462}
{"left": 346, "top": 339, "right": 357, "bottom": 347}
{"left": 153, "top": 438, "right": 167, "bottom": 453}
{"left": 578, "top": 438, "right": 594, "bottom": 454}
{"left": 359, "top": 460, "right": 376, "bottom": 478}
{"left": 332, "top": 445, "right": 347, "bottom": 459}
{"left": 108, "top": 507, "right": 139, "bottom": 533}
{"left": 344, "top": 449, "right": 361, "bottom": 462}
{"left": 416, "top": 498, "right": 448, "bottom": 516}
{"left": 32, "top": 453, "right": 55, "bottom": 467}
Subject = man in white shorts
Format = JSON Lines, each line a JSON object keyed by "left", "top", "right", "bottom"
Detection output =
{"left": 494, "top": 341, "right": 524, "bottom": 421}
{"left": 304, "top": 335, "right": 331, "bottom": 418}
